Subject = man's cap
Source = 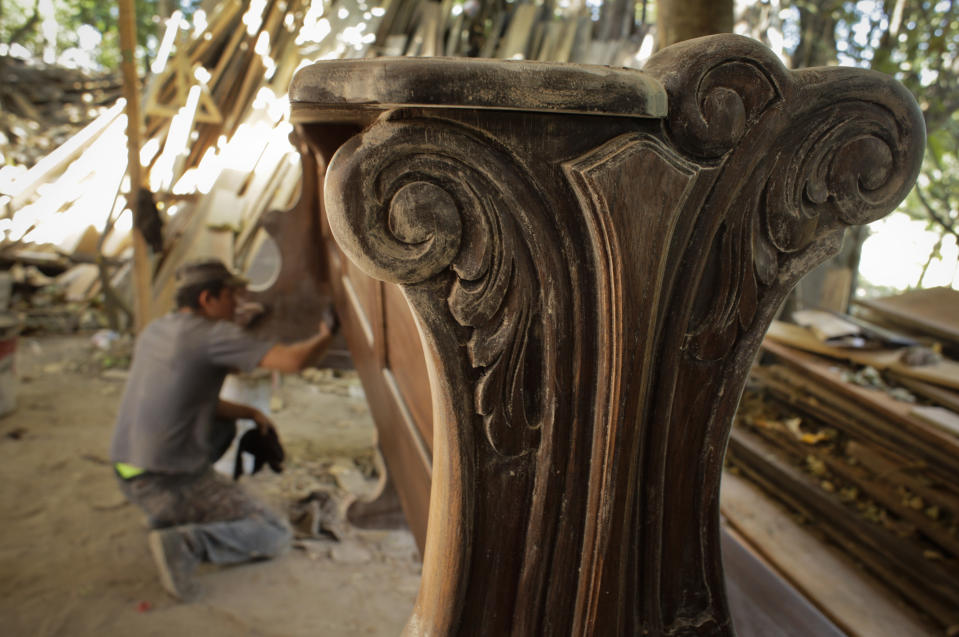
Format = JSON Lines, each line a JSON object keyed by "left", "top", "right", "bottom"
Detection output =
{"left": 175, "top": 258, "right": 248, "bottom": 290}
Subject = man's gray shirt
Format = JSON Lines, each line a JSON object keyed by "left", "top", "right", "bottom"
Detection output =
{"left": 110, "top": 312, "right": 274, "bottom": 474}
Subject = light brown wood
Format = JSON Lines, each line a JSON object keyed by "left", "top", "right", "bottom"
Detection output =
{"left": 721, "top": 471, "right": 939, "bottom": 637}
{"left": 910, "top": 404, "right": 959, "bottom": 438}
{"left": 857, "top": 287, "right": 959, "bottom": 347}
{"left": 118, "top": 0, "right": 153, "bottom": 332}
{"left": 888, "top": 373, "right": 959, "bottom": 412}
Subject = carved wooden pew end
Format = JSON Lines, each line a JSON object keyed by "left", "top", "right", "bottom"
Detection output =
{"left": 264, "top": 34, "right": 923, "bottom": 636}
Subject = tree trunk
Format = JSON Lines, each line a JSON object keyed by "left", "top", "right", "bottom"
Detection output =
{"left": 791, "top": 1, "right": 841, "bottom": 68}
{"left": 598, "top": 0, "right": 636, "bottom": 41}
{"left": 655, "top": 0, "right": 733, "bottom": 50}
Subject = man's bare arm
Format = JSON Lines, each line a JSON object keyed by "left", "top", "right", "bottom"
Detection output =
{"left": 215, "top": 399, "right": 275, "bottom": 433}
{"left": 258, "top": 323, "right": 332, "bottom": 373}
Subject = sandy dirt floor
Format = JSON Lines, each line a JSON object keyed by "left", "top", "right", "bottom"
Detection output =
{"left": 0, "top": 333, "right": 421, "bottom": 637}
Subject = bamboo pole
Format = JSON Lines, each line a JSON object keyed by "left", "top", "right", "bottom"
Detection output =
{"left": 118, "top": 0, "right": 153, "bottom": 331}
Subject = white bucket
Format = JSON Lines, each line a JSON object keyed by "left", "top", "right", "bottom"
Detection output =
{"left": 0, "top": 314, "right": 18, "bottom": 417}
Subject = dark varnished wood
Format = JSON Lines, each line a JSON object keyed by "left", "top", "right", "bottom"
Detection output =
{"left": 270, "top": 34, "right": 923, "bottom": 636}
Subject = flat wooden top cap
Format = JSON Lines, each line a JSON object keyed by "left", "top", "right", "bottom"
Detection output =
{"left": 289, "top": 57, "right": 667, "bottom": 120}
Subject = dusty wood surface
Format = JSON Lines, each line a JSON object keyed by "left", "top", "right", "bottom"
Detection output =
{"left": 273, "top": 33, "right": 924, "bottom": 636}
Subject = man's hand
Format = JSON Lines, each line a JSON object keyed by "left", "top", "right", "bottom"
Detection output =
{"left": 216, "top": 399, "right": 277, "bottom": 435}
{"left": 251, "top": 409, "right": 276, "bottom": 435}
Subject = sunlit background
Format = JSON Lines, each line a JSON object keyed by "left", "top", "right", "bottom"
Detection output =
{"left": 0, "top": 0, "right": 955, "bottom": 296}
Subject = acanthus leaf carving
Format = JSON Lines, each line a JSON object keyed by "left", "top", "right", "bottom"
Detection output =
{"left": 645, "top": 37, "right": 925, "bottom": 362}
{"left": 325, "top": 115, "right": 562, "bottom": 458}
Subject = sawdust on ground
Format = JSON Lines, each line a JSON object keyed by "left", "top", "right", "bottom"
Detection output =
{"left": 0, "top": 333, "right": 421, "bottom": 637}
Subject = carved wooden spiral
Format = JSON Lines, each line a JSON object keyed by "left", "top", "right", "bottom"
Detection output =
{"left": 645, "top": 35, "right": 925, "bottom": 363}
{"left": 325, "top": 116, "right": 561, "bottom": 458}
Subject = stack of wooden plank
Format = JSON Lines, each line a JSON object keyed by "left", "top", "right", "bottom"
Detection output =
{"left": 728, "top": 299, "right": 959, "bottom": 631}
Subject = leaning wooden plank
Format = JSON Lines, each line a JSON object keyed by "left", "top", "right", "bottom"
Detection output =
{"left": 766, "top": 320, "right": 959, "bottom": 391}
{"left": 151, "top": 82, "right": 203, "bottom": 192}
{"left": 373, "top": 0, "right": 408, "bottom": 47}
{"left": 536, "top": 20, "right": 565, "bottom": 61}
{"left": 221, "top": 0, "right": 284, "bottom": 136}
{"left": 189, "top": 0, "right": 244, "bottom": 63}
{"left": 406, "top": 1, "right": 443, "bottom": 57}
{"left": 58, "top": 134, "right": 128, "bottom": 258}
{"left": 856, "top": 287, "right": 959, "bottom": 348}
{"left": 4, "top": 100, "right": 126, "bottom": 208}
{"left": 910, "top": 405, "right": 959, "bottom": 438}
{"left": 150, "top": 170, "right": 247, "bottom": 316}
{"left": 479, "top": 11, "right": 508, "bottom": 58}
{"left": 721, "top": 471, "right": 939, "bottom": 637}
{"left": 142, "top": 13, "right": 184, "bottom": 112}
{"left": 728, "top": 428, "right": 959, "bottom": 630}
{"left": 792, "top": 309, "right": 861, "bottom": 341}
{"left": 444, "top": 12, "right": 466, "bottom": 56}
{"left": 568, "top": 15, "right": 595, "bottom": 62}
{"left": 239, "top": 145, "right": 290, "bottom": 227}
{"left": 552, "top": 17, "right": 583, "bottom": 62}
{"left": 496, "top": 4, "right": 540, "bottom": 59}
{"left": 9, "top": 116, "right": 129, "bottom": 247}
{"left": 208, "top": 17, "right": 249, "bottom": 94}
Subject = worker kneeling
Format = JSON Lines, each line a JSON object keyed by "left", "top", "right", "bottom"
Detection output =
{"left": 110, "top": 258, "right": 335, "bottom": 600}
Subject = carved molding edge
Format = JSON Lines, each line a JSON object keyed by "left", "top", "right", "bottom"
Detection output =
{"left": 324, "top": 113, "right": 570, "bottom": 634}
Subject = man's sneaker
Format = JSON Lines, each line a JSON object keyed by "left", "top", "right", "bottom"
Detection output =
{"left": 148, "top": 529, "right": 199, "bottom": 601}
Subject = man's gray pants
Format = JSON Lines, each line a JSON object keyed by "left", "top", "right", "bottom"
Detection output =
{"left": 116, "top": 419, "right": 291, "bottom": 564}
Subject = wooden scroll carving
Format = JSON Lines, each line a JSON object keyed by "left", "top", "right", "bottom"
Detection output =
{"left": 287, "top": 34, "right": 924, "bottom": 636}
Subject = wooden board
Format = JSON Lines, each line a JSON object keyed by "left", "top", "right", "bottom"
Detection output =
{"left": 910, "top": 405, "right": 959, "bottom": 438}
{"left": 760, "top": 339, "right": 959, "bottom": 480}
{"left": 325, "top": 231, "right": 432, "bottom": 554}
{"left": 721, "top": 471, "right": 938, "bottom": 637}
{"left": 888, "top": 373, "right": 959, "bottom": 412}
{"left": 856, "top": 287, "right": 959, "bottom": 347}
{"left": 766, "top": 320, "right": 959, "bottom": 391}
{"left": 792, "top": 309, "right": 860, "bottom": 340}
{"left": 722, "top": 525, "right": 846, "bottom": 637}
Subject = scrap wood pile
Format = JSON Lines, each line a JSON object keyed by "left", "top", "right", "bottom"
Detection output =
{"left": 0, "top": 0, "right": 311, "bottom": 333}
{"left": 0, "top": 0, "right": 658, "bottom": 337}
{"left": 366, "top": 0, "right": 649, "bottom": 65}
{"left": 728, "top": 287, "right": 959, "bottom": 631}
{"left": 0, "top": 55, "right": 123, "bottom": 168}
